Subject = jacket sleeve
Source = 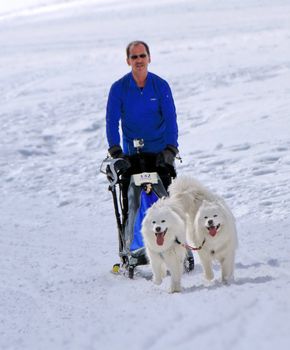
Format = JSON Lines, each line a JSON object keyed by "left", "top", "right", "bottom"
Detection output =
{"left": 106, "top": 83, "right": 122, "bottom": 148}
{"left": 159, "top": 80, "right": 178, "bottom": 148}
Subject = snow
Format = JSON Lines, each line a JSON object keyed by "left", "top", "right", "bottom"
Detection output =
{"left": 1, "top": 0, "right": 290, "bottom": 349}
{"left": 0, "top": 0, "right": 110, "bottom": 19}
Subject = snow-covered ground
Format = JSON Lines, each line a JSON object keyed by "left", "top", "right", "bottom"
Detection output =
{"left": 1, "top": 0, "right": 290, "bottom": 349}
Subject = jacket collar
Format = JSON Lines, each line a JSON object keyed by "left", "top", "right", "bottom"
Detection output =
{"left": 129, "top": 71, "right": 151, "bottom": 89}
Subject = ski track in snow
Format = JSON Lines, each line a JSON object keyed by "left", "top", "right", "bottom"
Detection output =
{"left": 1, "top": 0, "right": 290, "bottom": 349}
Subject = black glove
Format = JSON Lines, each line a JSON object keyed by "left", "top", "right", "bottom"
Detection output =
{"left": 108, "top": 145, "right": 124, "bottom": 159}
{"left": 113, "top": 158, "right": 131, "bottom": 176}
{"left": 156, "top": 145, "right": 178, "bottom": 167}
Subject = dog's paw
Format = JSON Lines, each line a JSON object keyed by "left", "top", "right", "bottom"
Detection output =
{"left": 169, "top": 281, "right": 182, "bottom": 293}
{"left": 153, "top": 277, "right": 162, "bottom": 285}
{"left": 204, "top": 272, "right": 214, "bottom": 281}
{"left": 202, "top": 278, "right": 215, "bottom": 287}
{"left": 169, "top": 287, "right": 182, "bottom": 293}
{"left": 222, "top": 275, "right": 234, "bottom": 285}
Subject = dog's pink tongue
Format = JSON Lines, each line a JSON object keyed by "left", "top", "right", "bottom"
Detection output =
{"left": 156, "top": 233, "right": 165, "bottom": 246}
{"left": 209, "top": 227, "right": 217, "bottom": 237}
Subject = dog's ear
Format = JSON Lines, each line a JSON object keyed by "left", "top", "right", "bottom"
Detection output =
{"left": 171, "top": 192, "right": 183, "bottom": 200}
{"left": 201, "top": 199, "right": 211, "bottom": 206}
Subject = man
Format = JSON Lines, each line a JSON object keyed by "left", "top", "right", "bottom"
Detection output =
{"left": 105, "top": 42, "right": 194, "bottom": 271}
{"left": 106, "top": 40, "right": 179, "bottom": 182}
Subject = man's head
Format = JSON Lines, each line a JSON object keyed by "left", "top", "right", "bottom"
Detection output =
{"left": 126, "top": 41, "right": 150, "bottom": 58}
{"left": 126, "top": 40, "right": 151, "bottom": 75}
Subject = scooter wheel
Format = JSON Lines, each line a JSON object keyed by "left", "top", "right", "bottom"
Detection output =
{"left": 128, "top": 266, "right": 135, "bottom": 279}
{"left": 184, "top": 257, "right": 195, "bottom": 272}
{"left": 112, "top": 263, "right": 120, "bottom": 274}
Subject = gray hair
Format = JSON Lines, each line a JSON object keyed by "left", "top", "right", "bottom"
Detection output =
{"left": 126, "top": 41, "right": 150, "bottom": 58}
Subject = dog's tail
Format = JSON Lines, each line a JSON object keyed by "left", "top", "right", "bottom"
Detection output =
{"left": 168, "top": 176, "right": 216, "bottom": 201}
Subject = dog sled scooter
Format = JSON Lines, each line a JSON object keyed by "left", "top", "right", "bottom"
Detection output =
{"left": 100, "top": 139, "right": 194, "bottom": 278}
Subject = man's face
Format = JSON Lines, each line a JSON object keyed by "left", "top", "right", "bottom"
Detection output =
{"left": 127, "top": 44, "right": 151, "bottom": 74}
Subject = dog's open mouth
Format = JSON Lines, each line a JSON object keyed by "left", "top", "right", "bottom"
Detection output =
{"left": 207, "top": 224, "right": 220, "bottom": 237}
{"left": 155, "top": 228, "right": 167, "bottom": 246}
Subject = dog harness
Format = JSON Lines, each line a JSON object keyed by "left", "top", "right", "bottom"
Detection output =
{"left": 175, "top": 237, "right": 206, "bottom": 251}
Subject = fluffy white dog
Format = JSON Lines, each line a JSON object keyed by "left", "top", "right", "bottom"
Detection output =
{"left": 168, "top": 176, "right": 238, "bottom": 283}
{"left": 194, "top": 200, "right": 238, "bottom": 282}
{"left": 141, "top": 198, "right": 187, "bottom": 293}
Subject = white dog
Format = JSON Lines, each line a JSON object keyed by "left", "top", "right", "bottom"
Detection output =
{"left": 141, "top": 198, "right": 187, "bottom": 293}
{"left": 194, "top": 200, "right": 238, "bottom": 282}
{"left": 168, "top": 176, "right": 238, "bottom": 283}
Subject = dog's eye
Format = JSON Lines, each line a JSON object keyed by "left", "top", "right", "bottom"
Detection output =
{"left": 213, "top": 214, "right": 218, "bottom": 218}
{"left": 161, "top": 220, "right": 166, "bottom": 223}
{"left": 152, "top": 221, "right": 156, "bottom": 224}
{"left": 204, "top": 216, "right": 208, "bottom": 219}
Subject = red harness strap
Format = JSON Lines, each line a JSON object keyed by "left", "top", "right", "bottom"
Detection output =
{"left": 181, "top": 238, "right": 206, "bottom": 251}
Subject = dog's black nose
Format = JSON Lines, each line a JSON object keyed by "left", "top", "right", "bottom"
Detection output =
{"left": 208, "top": 219, "right": 214, "bottom": 226}
{"left": 155, "top": 226, "right": 161, "bottom": 232}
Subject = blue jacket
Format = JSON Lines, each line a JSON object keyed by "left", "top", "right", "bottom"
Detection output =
{"left": 106, "top": 72, "right": 178, "bottom": 155}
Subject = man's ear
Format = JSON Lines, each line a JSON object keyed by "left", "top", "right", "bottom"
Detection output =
{"left": 126, "top": 58, "right": 131, "bottom": 66}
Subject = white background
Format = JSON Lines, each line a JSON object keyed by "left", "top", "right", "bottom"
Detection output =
{"left": 1, "top": 1, "right": 290, "bottom": 349}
